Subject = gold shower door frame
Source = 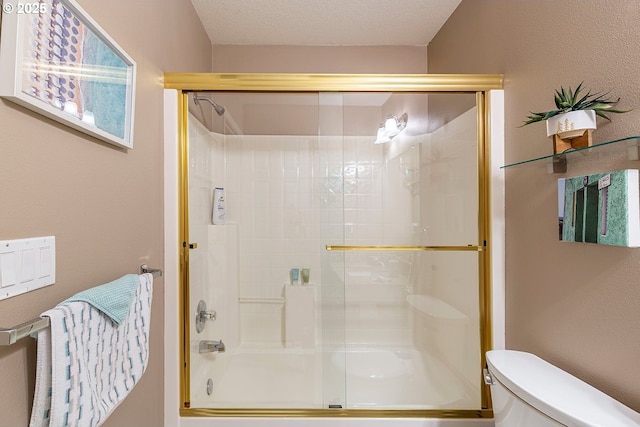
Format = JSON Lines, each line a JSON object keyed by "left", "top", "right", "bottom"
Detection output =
{"left": 165, "top": 73, "right": 503, "bottom": 419}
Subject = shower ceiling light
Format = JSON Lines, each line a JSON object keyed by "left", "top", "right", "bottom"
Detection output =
{"left": 374, "top": 112, "right": 408, "bottom": 144}
{"left": 374, "top": 126, "right": 391, "bottom": 144}
{"left": 384, "top": 117, "right": 401, "bottom": 137}
{"left": 385, "top": 113, "right": 408, "bottom": 137}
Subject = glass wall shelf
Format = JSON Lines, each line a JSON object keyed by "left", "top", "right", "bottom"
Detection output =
{"left": 501, "top": 135, "right": 640, "bottom": 172}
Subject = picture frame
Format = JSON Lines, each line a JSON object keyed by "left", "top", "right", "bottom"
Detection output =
{"left": 558, "top": 169, "right": 640, "bottom": 247}
{"left": 0, "top": 0, "right": 136, "bottom": 148}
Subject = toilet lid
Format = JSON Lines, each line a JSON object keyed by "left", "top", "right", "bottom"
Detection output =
{"left": 486, "top": 350, "right": 640, "bottom": 427}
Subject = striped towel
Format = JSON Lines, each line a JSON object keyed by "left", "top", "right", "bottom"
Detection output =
{"left": 30, "top": 273, "right": 153, "bottom": 427}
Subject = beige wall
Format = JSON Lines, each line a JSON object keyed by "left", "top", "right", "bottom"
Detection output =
{"left": 0, "top": 1, "right": 211, "bottom": 426}
{"left": 429, "top": 0, "right": 640, "bottom": 411}
{"left": 212, "top": 45, "right": 428, "bottom": 74}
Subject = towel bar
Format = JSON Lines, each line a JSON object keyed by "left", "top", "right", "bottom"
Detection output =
{"left": 0, "top": 267, "right": 162, "bottom": 346}
{"left": 139, "top": 264, "right": 163, "bottom": 278}
{"left": 0, "top": 316, "right": 49, "bottom": 346}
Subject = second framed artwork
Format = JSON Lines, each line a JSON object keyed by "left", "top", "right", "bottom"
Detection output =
{"left": 0, "top": 0, "right": 136, "bottom": 148}
{"left": 558, "top": 169, "right": 640, "bottom": 247}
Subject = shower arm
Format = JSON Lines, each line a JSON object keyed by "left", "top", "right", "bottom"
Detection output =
{"left": 193, "top": 94, "right": 225, "bottom": 116}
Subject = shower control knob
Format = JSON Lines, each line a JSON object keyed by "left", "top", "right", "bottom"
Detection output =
{"left": 201, "top": 310, "right": 217, "bottom": 321}
{"left": 195, "top": 300, "right": 216, "bottom": 333}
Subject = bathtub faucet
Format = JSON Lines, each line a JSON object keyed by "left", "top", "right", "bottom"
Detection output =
{"left": 199, "top": 340, "right": 225, "bottom": 353}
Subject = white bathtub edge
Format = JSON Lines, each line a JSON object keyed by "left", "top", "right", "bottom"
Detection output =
{"left": 179, "top": 417, "right": 494, "bottom": 427}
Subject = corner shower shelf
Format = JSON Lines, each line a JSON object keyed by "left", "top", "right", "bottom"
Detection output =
{"left": 406, "top": 295, "right": 467, "bottom": 320}
{"left": 501, "top": 135, "right": 640, "bottom": 173}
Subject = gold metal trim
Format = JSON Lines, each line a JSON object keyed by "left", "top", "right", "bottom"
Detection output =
{"left": 180, "top": 407, "right": 494, "bottom": 419}
{"left": 479, "top": 91, "right": 494, "bottom": 411}
{"left": 476, "top": 91, "right": 490, "bottom": 410}
{"left": 177, "top": 91, "right": 191, "bottom": 409}
{"left": 325, "top": 245, "right": 482, "bottom": 252}
{"left": 164, "top": 73, "right": 503, "bottom": 92}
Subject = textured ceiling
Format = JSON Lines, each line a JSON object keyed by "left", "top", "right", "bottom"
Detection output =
{"left": 190, "top": 0, "right": 462, "bottom": 46}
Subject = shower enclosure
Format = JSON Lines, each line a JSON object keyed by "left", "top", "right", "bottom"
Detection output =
{"left": 167, "top": 73, "right": 502, "bottom": 419}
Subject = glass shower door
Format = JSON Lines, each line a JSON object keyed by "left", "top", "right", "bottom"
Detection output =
{"left": 186, "top": 91, "right": 348, "bottom": 409}
{"left": 324, "top": 92, "right": 484, "bottom": 410}
{"left": 317, "top": 92, "right": 347, "bottom": 409}
{"left": 182, "top": 88, "right": 488, "bottom": 412}
{"left": 186, "top": 95, "right": 232, "bottom": 407}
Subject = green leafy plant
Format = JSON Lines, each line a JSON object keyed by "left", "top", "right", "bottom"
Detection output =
{"left": 521, "top": 82, "right": 629, "bottom": 126}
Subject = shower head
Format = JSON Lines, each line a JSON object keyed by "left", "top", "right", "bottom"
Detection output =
{"left": 193, "top": 94, "right": 225, "bottom": 116}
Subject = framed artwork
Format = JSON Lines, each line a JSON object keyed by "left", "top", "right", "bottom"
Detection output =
{"left": 558, "top": 169, "right": 640, "bottom": 247}
{"left": 0, "top": 0, "right": 136, "bottom": 148}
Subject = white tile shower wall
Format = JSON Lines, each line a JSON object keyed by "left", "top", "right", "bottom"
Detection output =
{"left": 221, "top": 133, "right": 421, "bottom": 347}
{"left": 343, "top": 135, "right": 421, "bottom": 346}
{"left": 190, "top": 224, "right": 240, "bottom": 407}
{"left": 224, "top": 135, "right": 321, "bottom": 346}
{"left": 207, "top": 224, "right": 239, "bottom": 346}
{"left": 189, "top": 115, "right": 215, "bottom": 314}
{"left": 226, "top": 135, "right": 321, "bottom": 301}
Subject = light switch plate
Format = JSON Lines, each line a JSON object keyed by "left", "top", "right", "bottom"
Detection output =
{"left": 0, "top": 236, "right": 55, "bottom": 300}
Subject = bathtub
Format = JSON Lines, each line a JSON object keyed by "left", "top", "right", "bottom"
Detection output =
{"left": 337, "top": 347, "right": 470, "bottom": 409}
{"left": 191, "top": 347, "right": 321, "bottom": 408}
{"left": 184, "top": 346, "right": 492, "bottom": 427}
{"left": 191, "top": 347, "right": 473, "bottom": 409}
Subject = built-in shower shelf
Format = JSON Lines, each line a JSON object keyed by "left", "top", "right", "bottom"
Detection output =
{"left": 501, "top": 135, "right": 640, "bottom": 173}
{"left": 406, "top": 295, "right": 466, "bottom": 320}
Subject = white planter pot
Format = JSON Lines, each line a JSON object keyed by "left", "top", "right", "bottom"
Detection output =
{"left": 546, "top": 110, "right": 597, "bottom": 138}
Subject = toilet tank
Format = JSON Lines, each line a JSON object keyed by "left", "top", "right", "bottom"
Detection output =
{"left": 486, "top": 350, "right": 640, "bottom": 427}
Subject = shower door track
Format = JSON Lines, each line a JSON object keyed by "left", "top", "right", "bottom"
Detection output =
{"left": 165, "top": 72, "right": 503, "bottom": 421}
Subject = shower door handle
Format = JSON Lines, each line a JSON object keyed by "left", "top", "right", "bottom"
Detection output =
{"left": 325, "top": 244, "right": 482, "bottom": 252}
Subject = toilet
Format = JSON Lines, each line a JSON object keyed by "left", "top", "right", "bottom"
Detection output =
{"left": 485, "top": 350, "right": 640, "bottom": 426}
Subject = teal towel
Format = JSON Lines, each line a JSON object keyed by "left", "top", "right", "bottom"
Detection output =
{"left": 65, "top": 274, "right": 139, "bottom": 325}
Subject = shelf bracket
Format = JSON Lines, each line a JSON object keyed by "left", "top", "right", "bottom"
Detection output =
{"left": 552, "top": 129, "right": 593, "bottom": 154}
{"left": 550, "top": 155, "right": 567, "bottom": 173}
{"left": 626, "top": 138, "right": 640, "bottom": 160}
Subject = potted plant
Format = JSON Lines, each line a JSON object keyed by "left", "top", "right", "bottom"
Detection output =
{"left": 521, "top": 82, "right": 629, "bottom": 152}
